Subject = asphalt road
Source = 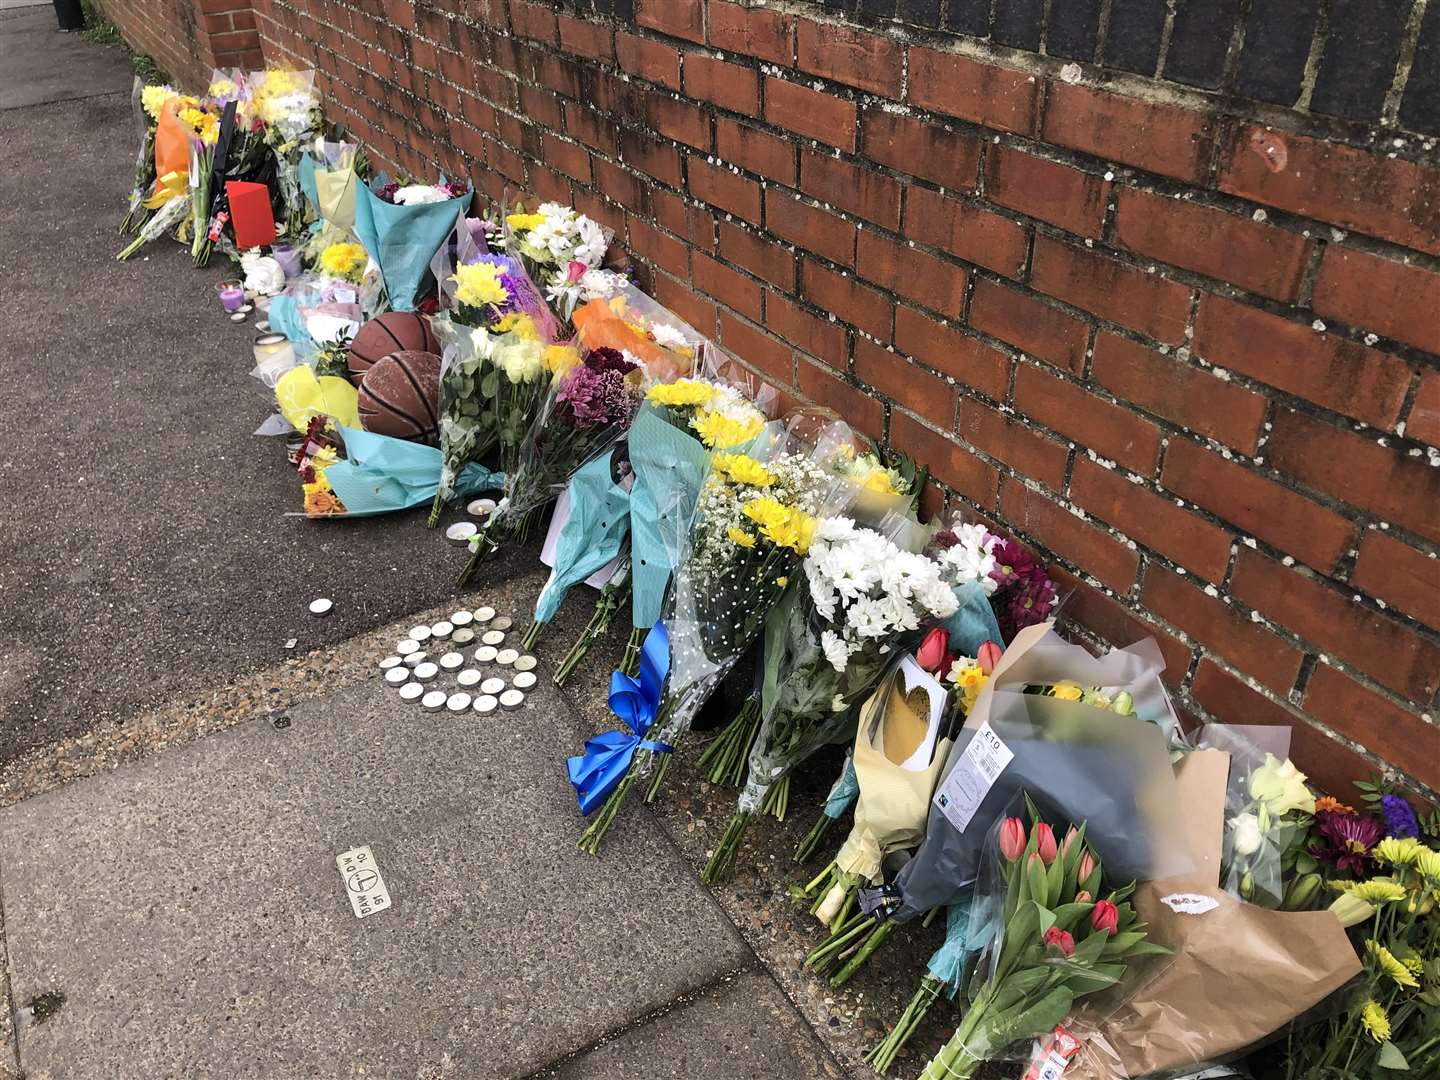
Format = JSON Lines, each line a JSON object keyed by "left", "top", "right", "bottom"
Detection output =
{"left": 0, "top": 10, "right": 504, "bottom": 763}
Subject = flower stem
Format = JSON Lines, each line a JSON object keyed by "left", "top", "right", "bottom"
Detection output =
{"left": 866, "top": 974, "right": 945, "bottom": 1074}
{"left": 830, "top": 917, "right": 897, "bottom": 986}
{"left": 426, "top": 489, "right": 445, "bottom": 529}
{"left": 521, "top": 618, "right": 545, "bottom": 652}
{"left": 761, "top": 773, "right": 790, "bottom": 821}
{"left": 697, "top": 697, "right": 760, "bottom": 787}
{"left": 803, "top": 910, "right": 875, "bottom": 974}
{"left": 701, "top": 810, "right": 752, "bottom": 884}
{"left": 644, "top": 748, "right": 674, "bottom": 804}
{"left": 576, "top": 769, "right": 638, "bottom": 856}
{"left": 619, "top": 626, "right": 645, "bottom": 677}
{"left": 793, "top": 812, "right": 835, "bottom": 864}
{"left": 553, "top": 590, "right": 615, "bottom": 686}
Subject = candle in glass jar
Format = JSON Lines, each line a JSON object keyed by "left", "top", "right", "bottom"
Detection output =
{"left": 216, "top": 280, "right": 245, "bottom": 312}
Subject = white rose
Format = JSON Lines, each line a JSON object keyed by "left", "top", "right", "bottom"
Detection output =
{"left": 1230, "top": 812, "right": 1263, "bottom": 857}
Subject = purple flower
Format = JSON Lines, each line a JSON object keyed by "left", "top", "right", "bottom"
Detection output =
{"left": 1381, "top": 794, "right": 1421, "bottom": 839}
{"left": 989, "top": 538, "right": 1038, "bottom": 590}
{"left": 557, "top": 366, "right": 634, "bottom": 429}
{"left": 1311, "top": 810, "right": 1384, "bottom": 874}
{"left": 999, "top": 566, "right": 1057, "bottom": 641}
{"left": 586, "top": 346, "right": 638, "bottom": 376}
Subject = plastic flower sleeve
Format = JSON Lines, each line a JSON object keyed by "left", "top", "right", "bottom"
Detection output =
{"left": 315, "top": 426, "right": 502, "bottom": 518}
{"left": 890, "top": 677, "right": 1192, "bottom": 923}
{"left": 940, "top": 580, "right": 1005, "bottom": 658}
{"left": 1197, "top": 724, "right": 1305, "bottom": 909}
{"left": 573, "top": 283, "right": 707, "bottom": 383}
{"left": 534, "top": 449, "right": 632, "bottom": 624}
{"left": 351, "top": 174, "right": 470, "bottom": 311}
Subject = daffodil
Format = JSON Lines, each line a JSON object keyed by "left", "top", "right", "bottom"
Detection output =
{"left": 1367, "top": 940, "right": 1420, "bottom": 988}
{"left": 1361, "top": 1000, "right": 1391, "bottom": 1042}
{"left": 452, "top": 261, "right": 509, "bottom": 308}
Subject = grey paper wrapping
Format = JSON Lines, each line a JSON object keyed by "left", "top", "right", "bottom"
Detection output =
{"left": 1064, "top": 750, "right": 1362, "bottom": 1079}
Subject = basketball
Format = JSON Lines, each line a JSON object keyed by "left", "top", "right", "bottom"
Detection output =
{"left": 356, "top": 350, "right": 442, "bottom": 444}
{"left": 347, "top": 312, "right": 439, "bottom": 385}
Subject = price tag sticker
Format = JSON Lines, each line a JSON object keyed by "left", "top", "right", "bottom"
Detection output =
{"left": 933, "top": 720, "right": 1014, "bottom": 832}
{"left": 1160, "top": 892, "right": 1219, "bottom": 915}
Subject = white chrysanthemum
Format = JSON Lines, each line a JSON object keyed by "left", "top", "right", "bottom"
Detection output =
{"left": 573, "top": 215, "right": 608, "bottom": 266}
{"left": 579, "top": 267, "right": 624, "bottom": 301}
{"left": 821, "top": 629, "right": 850, "bottom": 673}
{"left": 650, "top": 322, "right": 688, "bottom": 349}
{"left": 392, "top": 184, "right": 450, "bottom": 205}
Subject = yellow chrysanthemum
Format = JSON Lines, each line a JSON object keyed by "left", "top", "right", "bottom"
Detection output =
{"left": 491, "top": 313, "right": 524, "bottom": 334}
{"left": 506, "top": 212, "right": 545, "bottom": 232}
{"left": 452, "top": 261, "right": 509, "bottom": 308}
{"left": 1402, "top": 954, "right": 1425, "bottom": 975}
{"left": 207, "top": 78, "right": 237, "bottom": 99}
{"left": 1336, "top": 879, "right": 1408, "bottom": 904}
{"left": 1367, "top": 940, "right": 1420, "bottom": 988}
{"left": 141, "top": 83, "right": 176, "bottom": 119}
{"left": 1375, "top": 837, "right": 1425, "bottom": 868}
{"left": 693, "top": 408, "right": 764, "bottom": 449}
{"left": 713, "top": 453, "right": 774, "bottom": 488}
{"left": 742, "top": 497, "right": 790, "bottom": 534}
{"left": 728, "top": 527, "right": 756, "bottom": 549}
{"left": 1416, "top": 847, "right": 1440, "bottom": 886}
{"left": 860, "top": 467, "right": 897, "bottom": 495}
{"left": 542, "top": 345, "right": 581, "bottom": 376}
{"left": 647, "top": 378, "right": 714, "bottom": 408}
{"left": 1361, "top": 1000, "right": 1391, "bottom": 1042}
{"left": 319, "top": 242, "right": 367, "bottom": 282}
{"left": 177, "top": 105, "right": 209, "bottom": 131}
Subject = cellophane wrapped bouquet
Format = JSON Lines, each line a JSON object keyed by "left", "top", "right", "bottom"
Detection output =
{"left": 574, "top": 425, "right": 856, "bottom": 854}
{"left": 247, "top": 68, "right": 322, "bottom": 239}
{"left": 701, "top": 518, "right": 960, "bottom": 883}
{"left": 500, "top": 202, "right": 626, "bottom": 323}
{"left": 914, "top": 796, "right": 1169, "bottom": 1080}
{"left": 117, "top": 89, "right": 221, "bottom": 260}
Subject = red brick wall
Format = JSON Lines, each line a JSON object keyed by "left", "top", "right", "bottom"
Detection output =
{"left": 241, "top": 0, "right": 1440, "bottom": 802}
{"left": 97, "top": 0, "right": 262, "bottom": 87}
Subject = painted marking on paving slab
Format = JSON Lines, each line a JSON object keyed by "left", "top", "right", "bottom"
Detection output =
{"left": 336, "top": 845, "right": 391, "bottom": 919}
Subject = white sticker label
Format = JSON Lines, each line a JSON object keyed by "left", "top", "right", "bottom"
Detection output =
{"left": 933, "top": 720, "right": 1014, "bottom": 832}
{"left": 1160, "top": 892, "right": 1219, "bottom": 915}
{"left": 336, "top": 845, "right": 392, "bottom": 919}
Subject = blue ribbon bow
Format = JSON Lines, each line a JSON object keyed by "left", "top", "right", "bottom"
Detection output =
{"left": 566, "top": 623, "right": 673, "bottom": 815}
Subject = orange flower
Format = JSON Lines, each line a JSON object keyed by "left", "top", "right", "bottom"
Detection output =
{"left": 1315, "top": 796, "right": 1355, "bottom": 815}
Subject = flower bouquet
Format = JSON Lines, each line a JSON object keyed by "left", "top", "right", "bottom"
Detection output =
{"left": 117, "top": 96, "right": 219, "bottom": 260}
{"left": 571, "top": 283, "right": 706, "bottom": 384}
{"left": 120, "top": 79, "right": 163, "bottom": 235}
{"left": 299, "top": 136, "right": 364, "bottom": 254}
{"left": 458, "top": 342, "right": 637, "bottom": 584}
{"left": 352, "top": 173, "right": 470, "bottom": 311}
{"left": 247, "top": 68, "right": 322, "bottom": 239}
{"left": 797, "top": 654, "right": 955, "bottom": 935}
{"left": 500, "top": 202, "right": 624, "bottom": 323}
{"left": 701, "top": 518, "right": 960, "bottom": 884}
{"left": 571, "top": 438, "right": 848, "bottom": 854}
{"left": 428, "top": 247, "right": 557, "bottom": 527}
{"left": 912, "top": 797, "right": 1170, "bottom": 1080}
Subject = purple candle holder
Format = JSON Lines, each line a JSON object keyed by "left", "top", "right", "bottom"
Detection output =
{"left": 271, "top": 243, "right": 304, "bottom": 279}
{"left": 217, "top": 280, "right": 245, "bottom": 313}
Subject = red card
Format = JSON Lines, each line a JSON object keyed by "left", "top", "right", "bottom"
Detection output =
{"left": 226, "top": 180, "right": 277, "bottom": 249}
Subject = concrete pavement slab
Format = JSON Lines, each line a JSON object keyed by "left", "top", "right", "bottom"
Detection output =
{"left": 550, "top": 971, "right": 842, "bottom": 1080}
{"left": 0, "top": 6, "right": 133, "bottom": 110}
{"left": 0, "top": 88, "right": 516, "bottom": 765}
{"left": 0, "top": 677, "right": 751, "bottom": 1078}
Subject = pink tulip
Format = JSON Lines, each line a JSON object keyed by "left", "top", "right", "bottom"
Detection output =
{"left": 977, "top": 640, "right": 1003, "bottom": 675}
{"left": 915, "top": 627, "right": 952, "bottom": 675}
{"left": 1077, "top": 849, "right": 1096, "bottom": 882}
{"left": 1091, "top": 900, "right": 1119, "bottom": 936}
{"left": 1061, "top": 825, "right": 1080, "bottom": 858}
{"left": 1042, "top": 927, "right": 1076, "bottom": 956}
{"left": 1074, "top": 890, "right": 1092, "bottom": 903}
{"left": 1035, "top": 823, "right": 1058, "bottom": 866}
{"left": 999, "top": 817, "right": 1026, "bottom": 862}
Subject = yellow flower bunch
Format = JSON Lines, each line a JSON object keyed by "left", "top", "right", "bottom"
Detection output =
{"left": 948, "top": 660, "right": 989, "bottom": 714}
{"left": 1417, "top": 847, "right": 1440, "bottom": 888}
{"left": 1367, "top": 940, "right": 1420, "bottom": 988}
{"left": 742, "top": 498, "right": 815, "bottom": 553}
{"left": 506, "top": 211, "right": 545, "bottom": 232}
{"left": 859, "top": 467, "right": 898, "bottom": 495}
{"left": 647, "top": 378, "right": 714, "bottom": 408}
{"left": 712, "top": 453, "right": 774, "bottom": 488}
{"left": 1335, "top": 879, "right": 1409, "bottom": 904}
{"left": 693, "top": 408, "right": 764, "bottom": 449}
{"left": 1050, "top": 680, "right": 1084, "bottom": 702}
{"left": 207, "top": 77, "right": 237, "bottom": 99}
{"left": 728, "top": 527, "right": 756, "bottom": 548}
{"left": 141, "top": 83, "right": 177, "bottom": 120}
{"left": 319, "top": 242, "right": 367, "bottom": 283}
{"left": 543, "top": 344, "right": 582, "bottom": 376}
{"left": 452, "top": 261, "right": 509, "bottom": 308}
{"left": 1361, "top": 999, "right": 1391, "bottom": 1042}
{"left": 1375, "top": 837, "right": 1426, "bottom": 868}
{"left": 178, "top": 105, "right": 220, "bottom": 145}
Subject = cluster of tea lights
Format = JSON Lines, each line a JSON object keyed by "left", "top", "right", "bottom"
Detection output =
{"left": 378, "top": 607, "right": 537, "bottom": 714}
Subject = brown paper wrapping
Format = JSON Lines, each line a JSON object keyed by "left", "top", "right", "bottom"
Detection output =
{"left": 1065, "top": 750, "right": 1362, "bottom": 1079}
